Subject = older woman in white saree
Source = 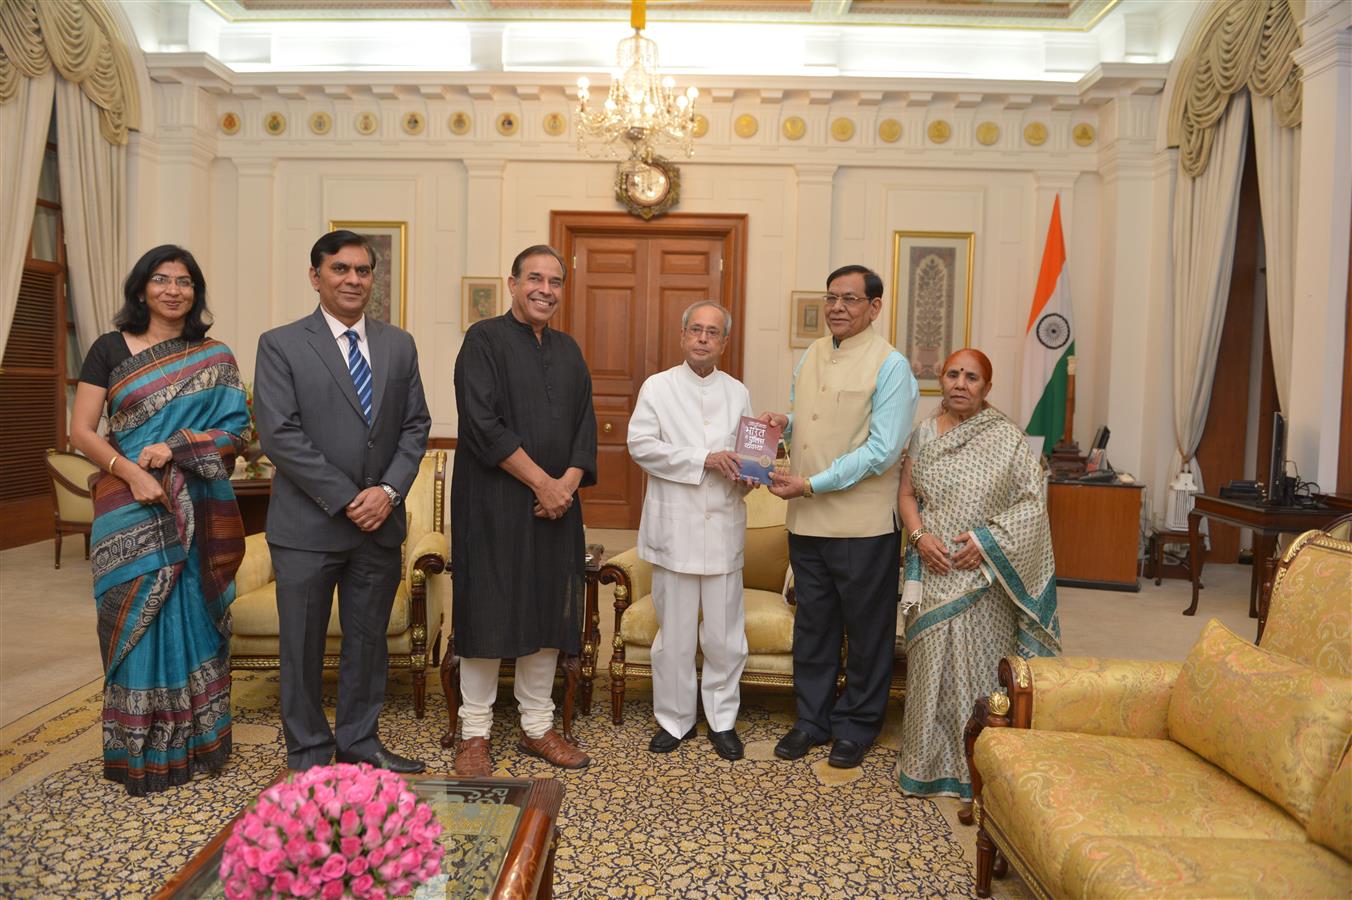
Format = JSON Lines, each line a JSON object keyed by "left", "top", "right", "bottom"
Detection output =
{"left": 895, "top": 349, "right": 1060, "bottom": 800}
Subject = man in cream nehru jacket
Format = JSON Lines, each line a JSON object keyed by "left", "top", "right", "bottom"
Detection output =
{"left": 764, "top": 264, "right": 918, "bottom": 769}
{"left": 628, "top": 300, "right": 754, "bottom": 761}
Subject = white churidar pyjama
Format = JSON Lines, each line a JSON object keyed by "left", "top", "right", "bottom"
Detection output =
{"left": 650, "top": 566, "right": 748, "bottom": 735}
{"left": 458, "top": 648, "right": 558, "bottom": 739}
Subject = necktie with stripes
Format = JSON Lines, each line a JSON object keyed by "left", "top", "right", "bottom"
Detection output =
{"left": 344, "top": 329, "right": 373, "bottom": 423}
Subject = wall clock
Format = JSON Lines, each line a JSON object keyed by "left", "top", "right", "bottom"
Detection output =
{"left": 615, "top": 157, "right": 680, "bottom": 220}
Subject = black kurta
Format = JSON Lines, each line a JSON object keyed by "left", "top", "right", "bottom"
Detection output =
{"left": 451, "top": 312, "right": 598, "bottom": 659}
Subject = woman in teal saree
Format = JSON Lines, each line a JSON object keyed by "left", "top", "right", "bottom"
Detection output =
{"left": 894, "top": 349, "right": 1060, "bottom": 800}
{"left": 70, "top": 245, "right": 249, "bottom": 796}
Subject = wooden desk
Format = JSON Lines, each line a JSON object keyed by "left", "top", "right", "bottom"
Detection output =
{"left": 1046, "top": 480, "right": 1145, "bottom": 591}
{"left": 156, "top": 775, "right": 563, "bottom": 899}
{"left": 229, "top": 476, "right": 271, "bottom": 535}
{"left": 1186, "top": 494, "right": 1343, "bottom": 619}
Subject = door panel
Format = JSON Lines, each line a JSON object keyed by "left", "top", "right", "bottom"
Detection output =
{"left": 555, "top": 213, "right": 747, "bottom": 530}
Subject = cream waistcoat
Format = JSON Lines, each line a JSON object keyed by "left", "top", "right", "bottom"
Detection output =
{"left": 787, "top": 329, "right": 901, "bottom": 538}
{"left": 628, "top": 363, "right": 753, "bottom": 575}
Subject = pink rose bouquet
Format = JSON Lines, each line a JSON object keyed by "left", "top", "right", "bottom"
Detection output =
{"left": 221, "top": 763, "right": 444, "bottom": 899}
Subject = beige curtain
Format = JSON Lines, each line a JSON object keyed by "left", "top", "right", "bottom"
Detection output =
{"left": 0, "top": 68, "right": 54, "bottom": 352}
{"left": 1250, "top": 92, "right": 1298, "bottom": 412}
{"left": 56, "top": 77, "right": 125, "bottom": 353}
{"left": 1171, "top": 92, "right": 1251, "bottom": 493}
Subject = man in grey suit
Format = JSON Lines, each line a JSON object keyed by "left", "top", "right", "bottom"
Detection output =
{"left": 255, "top": 230, "right": 431, "bottom": 773}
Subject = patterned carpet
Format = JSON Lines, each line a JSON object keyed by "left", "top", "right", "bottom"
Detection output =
{"left": 0, "top": 670, "right": 983, "bottom": 898}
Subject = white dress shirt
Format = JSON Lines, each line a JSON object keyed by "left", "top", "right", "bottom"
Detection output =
{"left": 628, "top": 362, "right": 754, "bottom": 575}
{"left": 320, "top": 306, "right": 370, "bottom": 367}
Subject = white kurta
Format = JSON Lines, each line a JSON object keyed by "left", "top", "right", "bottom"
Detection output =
{"left": 629, "top": 362, "right": 753, "bottom": 575}
{"left": 628, "top": 362, "right": 754, "bottom": 734}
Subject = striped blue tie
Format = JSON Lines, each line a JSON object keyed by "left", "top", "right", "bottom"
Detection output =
{"left": 344, "top": 329, "right": 373, "bottom": 423}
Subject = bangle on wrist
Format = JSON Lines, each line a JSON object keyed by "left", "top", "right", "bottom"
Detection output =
{"left": 908, "top": 527, "right": 929, "bottom": 548}
{"left": 108, "top": 453, "right": 119, "bottom": 474}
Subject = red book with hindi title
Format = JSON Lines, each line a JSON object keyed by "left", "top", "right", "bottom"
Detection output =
{"left": 735, "top": 416, "right": 782, "bottom": 484}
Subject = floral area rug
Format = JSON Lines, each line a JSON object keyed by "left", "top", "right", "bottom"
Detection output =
{"left": 0, "top": 671, "right": 982, "bottom": 898}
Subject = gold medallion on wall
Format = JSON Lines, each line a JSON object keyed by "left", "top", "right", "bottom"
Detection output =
{"left": 309, "top": 112, "right": 332, "bottom": 135}
{"left": 1073, "top": 123, "right": 1097, "bottom": 146}
{"left": 976, "top": 122, "right": 1000, "bottom": 146}
{"left": 219, "top": 112, "right": 241, "bottom": 136}
{"left": 830, "top": 117, "right": 855, "bottom": 142}
{"left": 448, "top": 112, "right": 471, "bottom": 135}
{"left": 355, "top": 112, "right": 378, "bottom": 135}
{"left": 734, "top": 114, "right": 758, "bottom": 138}
{"left": 781, "top": 115, "right": 806, "bottom": 141}
{"left": 692, "top": 114, "right": 709, "bottom": 138}
{"left": 264, "top": 112, "right": 286, "bottom": 136}
{"left": 496, "top": 112, "right": 519, "bottom": 136}
{"left": 927, "top": 120, "right": 952, "bottom": 144}
{"left": 543, "top": 112, "right": 567, "bottom": 137}
{"left": 401, "top": 112, "right": 425, "bottom": 135}
{"left": 878, "top": 118, "right": 902, "bottom": 143}
{"left": 1024, "top": 122, "right": 1048, "bottom": 146}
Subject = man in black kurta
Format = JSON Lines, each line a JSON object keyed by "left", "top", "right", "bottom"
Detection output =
{"left": 451, "top": 244, "right": 597, "bottom": 776}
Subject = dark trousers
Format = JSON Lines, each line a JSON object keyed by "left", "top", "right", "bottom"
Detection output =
{"left": 787, "top": 530, "right": 901, "bottom": 744}
{"left": 271, "top": 539, "right": 401, "bottom": 769}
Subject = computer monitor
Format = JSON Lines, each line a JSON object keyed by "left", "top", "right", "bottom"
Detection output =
{"left": 1267, "top": 411, "right": 1290, "bottom": 506}
{"left": 1091, "top": 426, "right": 1111, "bottom": 452}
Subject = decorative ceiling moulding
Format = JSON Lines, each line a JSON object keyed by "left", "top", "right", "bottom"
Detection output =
{"left": 1165, "top": 0, "right": 1301, "bottom": 179}
{"left": 205, "top": 0, "right": 1119, "bottom": 31}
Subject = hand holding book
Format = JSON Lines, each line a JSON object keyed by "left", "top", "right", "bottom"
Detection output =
{"left": 735, "top": 416, "right": 783, "bottom": 485}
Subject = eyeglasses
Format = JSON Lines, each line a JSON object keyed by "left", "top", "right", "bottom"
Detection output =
{"left": 823, "top": 293, "right": 871, "bottom": 308}
{"left": 685, "top": 325, "right": 724, "bottom": 339}
{"left": 149, "top": 274, "right": 195, "bottom": 289}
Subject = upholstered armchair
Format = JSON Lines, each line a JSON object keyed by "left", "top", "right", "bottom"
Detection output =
{"left": 44, "top": 449, "right": 98, "bottom": 568}
{"left": 962, "top": 517, "right": 1352, "bottom": 899}
{"left": 228, "top": 450, "right": 449, "bottom": 717}
{"left": 599, "top": 488, "right": 798, "bottom": 723}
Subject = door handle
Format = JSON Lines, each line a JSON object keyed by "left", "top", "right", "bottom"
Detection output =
{"left": 602, "top": 422, "right": 614, "bottom": 434}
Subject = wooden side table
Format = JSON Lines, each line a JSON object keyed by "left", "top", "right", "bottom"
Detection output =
{"left": 1151, "top": 528, "right": 1197, "bottom": 586}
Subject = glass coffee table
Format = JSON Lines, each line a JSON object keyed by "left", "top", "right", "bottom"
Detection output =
{"left": 155, "top": 775, "right": 563, "bottom": 900}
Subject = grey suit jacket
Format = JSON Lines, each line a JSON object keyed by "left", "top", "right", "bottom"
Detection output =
{"left": 255, "top": 307, "right": 431, "bottom": 552}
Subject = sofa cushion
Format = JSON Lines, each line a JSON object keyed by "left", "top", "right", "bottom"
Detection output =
{"left": 1028, "top": 657, "right": 1181, "bottom": 739}
{"left": 1168, "top": 619, "right": 1352, "bottom": 825}
{"left": 1061, "top": 835, "right": 1352, "bottom": 898}
{"left": 1260, "top": 536, "right": 1352, "bottom": 678}
{"left": 975, "top": 729, "right": 1308, "bottom": 894}
{"left": 231, "top": 581, "right": 411, "bottom": 638}
{"left": 234, "top": 533, "right": 274, "bottom": 597}
{"left": 618, "top": 588, "right": 794, "bottom": 654}
{"left": 1308, "top": 751, "right": 1352, "bottom": 862}
{"left": 743, "top": 525, "right": 789, "bottom": 593}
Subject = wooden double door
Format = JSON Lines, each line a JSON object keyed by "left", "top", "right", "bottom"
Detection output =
{"left": 551, "top": 211, "right": 748, "bottom": 529}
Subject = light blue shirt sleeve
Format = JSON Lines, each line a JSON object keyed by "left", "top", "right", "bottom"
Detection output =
{"left": 808, "top": 352, "right": 918, "bottom": 494}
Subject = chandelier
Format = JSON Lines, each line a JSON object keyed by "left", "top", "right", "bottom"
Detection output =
{"left": 574, "top": 0, "right": 699, "bottom": 164}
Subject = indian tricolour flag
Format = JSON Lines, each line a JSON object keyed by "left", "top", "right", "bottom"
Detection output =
{"left": 1021, "top": 195, "right": 1074, "bottom": 447}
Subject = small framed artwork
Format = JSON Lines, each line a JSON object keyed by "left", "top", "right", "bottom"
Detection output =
{"left": 327, "top": 220, "right": 407, "bottom": 327}
{"left": 461, "top": 276, "right": 503, "bottom": 330}
{"left": 890, "top": 230, "right": 975, "bottom": 396}
{"left": 790, "top": 291, "right": 827, "bottom": 349}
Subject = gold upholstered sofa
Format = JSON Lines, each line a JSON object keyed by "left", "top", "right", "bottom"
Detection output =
{"left": 965, "top": 518, "right": 1352, "bottom": 898}
{"left": 228, "top": 450, "right": 449, "bottom": 718}
{"left": 599, "top": 487, "right": 797, "bottom": 723}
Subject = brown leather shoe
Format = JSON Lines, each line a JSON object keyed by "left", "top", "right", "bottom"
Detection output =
{"left": 454, "top": 737, "right": 493, "bottom": 777}
{"left": 517, "top": 729, "right": 590, "bottom": 769}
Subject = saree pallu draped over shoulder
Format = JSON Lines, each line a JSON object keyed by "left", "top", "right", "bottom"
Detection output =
{"left": 896, "top": 408, "right": 1060, "bottom": 800}
{"left": 89, "top": 338, "right": 249, "bottom": 796}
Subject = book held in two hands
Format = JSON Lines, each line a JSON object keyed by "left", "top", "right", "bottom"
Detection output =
{"left": 735, "top": 416, "right": 783, "bottom": 484}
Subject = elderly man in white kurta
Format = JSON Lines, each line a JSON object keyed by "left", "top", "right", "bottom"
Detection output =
{"left": 627, "top": 301, "right": 754, "bottom": 761}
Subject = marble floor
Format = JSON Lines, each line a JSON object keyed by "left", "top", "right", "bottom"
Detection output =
{"left": 0, "top": 529, "right": 1260, "bottom": 728}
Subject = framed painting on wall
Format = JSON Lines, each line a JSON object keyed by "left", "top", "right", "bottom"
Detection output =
{"left": 461, "top": 276, "right": 503, "bottom": 330}
{"left": 890, "top": 230, "right": 974, "bottom": 396}
{"left": 327, "top": 220, "right": 407, "bottom": 327}
{"left": 790, "top": 290, "right": 827, "bottom": 349}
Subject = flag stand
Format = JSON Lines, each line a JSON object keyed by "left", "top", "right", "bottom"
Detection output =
{"left": 1049, "top": 355, "right": 1086, "bottom": 478}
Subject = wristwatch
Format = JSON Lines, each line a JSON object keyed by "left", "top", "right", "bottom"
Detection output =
{"left": 801, "top": 477, "right": 814, "bottom": 499}
{"left": 379, "top": 483, "right": 402, "bottom": 507}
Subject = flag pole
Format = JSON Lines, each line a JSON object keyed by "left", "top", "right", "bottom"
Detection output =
{"left": 1050, "top": 354, "right": 1085, "bottom": 477}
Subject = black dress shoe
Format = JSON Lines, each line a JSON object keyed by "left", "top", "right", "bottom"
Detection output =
{"left": 335, "top": 746, "right": 426, "bottom": 774}
{"left": 828, "top": 738, "right": 869, "bottom": 769}
{"left": 648, "top": 725, "right": 697, "bottom": 753}
{"left": 774, "top": 727, "right": 827, "bottom": 760}
{"left": 708, "top": 729, "right": 744, "bottom": 761}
